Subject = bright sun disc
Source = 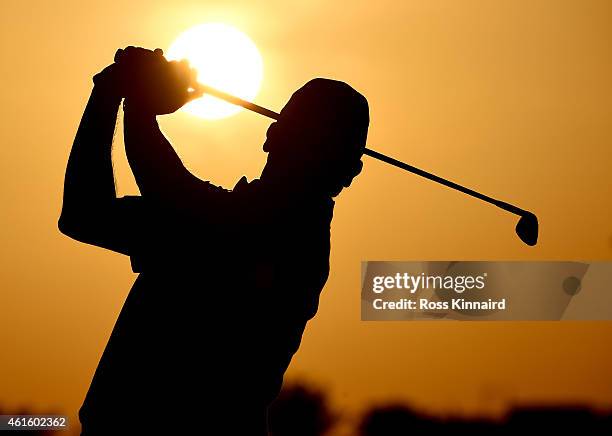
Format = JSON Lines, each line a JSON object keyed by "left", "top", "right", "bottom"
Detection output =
{"left": 166, "top": 23, "right": 263, "bottom": 120}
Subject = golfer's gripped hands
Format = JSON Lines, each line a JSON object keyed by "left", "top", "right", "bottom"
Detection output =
{"left": 93, "top": 46, "right": 204, "bottom": 115}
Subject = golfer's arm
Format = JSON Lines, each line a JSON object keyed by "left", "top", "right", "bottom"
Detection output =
{"left": 58, "top": 86, "right": 132, "bottom": 255}
{"left": 123, "top": 108, "right": 202, "bottom": 201}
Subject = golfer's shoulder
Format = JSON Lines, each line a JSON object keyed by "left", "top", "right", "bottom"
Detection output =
{"left": 228, "top": 175, "right": 263, "bottom": 203}
{"left": 231, "top": 175, "right": 253, "bottom": 193}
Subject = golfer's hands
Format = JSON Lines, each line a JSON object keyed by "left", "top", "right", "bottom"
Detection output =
{"left": 94, "top": 46, "right": 204, "bottom": 115}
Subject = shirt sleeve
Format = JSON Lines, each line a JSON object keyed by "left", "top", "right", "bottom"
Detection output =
{"left": 111, "top": 195, "right": 152, "bottom": 273}
{"left": 123, "top": 188, "right": 231, "bottom": 273}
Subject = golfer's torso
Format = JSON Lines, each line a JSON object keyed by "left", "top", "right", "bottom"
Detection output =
{"left": 81, "top": 186, "right": 334, "bottom": 424}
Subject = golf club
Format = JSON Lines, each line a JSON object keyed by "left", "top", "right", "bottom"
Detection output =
{"left": 196, "top": 84, "right": 538, "bottom": 246}
{"left": 111, "top": 48, "right": 538, "bottom": 245}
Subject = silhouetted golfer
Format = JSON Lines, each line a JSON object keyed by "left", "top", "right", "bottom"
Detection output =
{"left": 60, "top": 47, "right": 369, "bottom": 435}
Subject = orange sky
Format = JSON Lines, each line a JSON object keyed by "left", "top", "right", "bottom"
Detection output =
{"left": 1, "top": 0, "right": 612, "bottom": 428}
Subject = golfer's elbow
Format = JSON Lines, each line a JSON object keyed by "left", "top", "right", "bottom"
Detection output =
{"left": 58, "top": 205, "right": 99, "bottom": 243}
{"left": 58, "top": 210, "right": 85, "bottom": 241}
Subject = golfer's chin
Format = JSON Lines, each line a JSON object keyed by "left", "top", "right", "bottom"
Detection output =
{"left": 329, "top": 182, "right": 346, "bottom": 198}
{"left": 308, "top": 168, "right": 361, "bottom": 198}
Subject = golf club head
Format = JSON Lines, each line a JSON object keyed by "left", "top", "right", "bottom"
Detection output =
{"left": 515, "top": 211, "right": 538, "bottom": 246}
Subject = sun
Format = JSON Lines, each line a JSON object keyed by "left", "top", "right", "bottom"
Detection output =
{"left": 166, "top": 23, "right": 263, "bottom": 120}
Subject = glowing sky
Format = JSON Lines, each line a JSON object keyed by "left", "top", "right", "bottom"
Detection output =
{"left": 1, "top": 0, "right": 611, "bottom": 428}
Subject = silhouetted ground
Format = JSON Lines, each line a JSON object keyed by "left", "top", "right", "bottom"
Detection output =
{"left": 269, "top": 382, "right": 336, "bottom": 436}
{"left": 359, "top": 404, "right": 612, "bottom": 435}
{"left": 3, "top": 384, "right": 611, "bottom": 435}
{"left": 270, "top": 383, "right": 612, "bottom": 436}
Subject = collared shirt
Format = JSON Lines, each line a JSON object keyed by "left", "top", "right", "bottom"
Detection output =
{"left": 79, "top": 176, "right": 335, "bottom": 433}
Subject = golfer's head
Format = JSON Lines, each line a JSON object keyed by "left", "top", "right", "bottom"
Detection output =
{"left": 263, "top": 78, "right": 369, "bottom": 196}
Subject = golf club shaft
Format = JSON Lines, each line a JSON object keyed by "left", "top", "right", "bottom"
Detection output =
{"left": 198, "top": 83, "right": 526, "bottom": 217}
{"left": 362, "top": 148, "right": 525, "bottom": 217}
{"left": 199, "top": 85, "right": 281, "bottom": 121}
